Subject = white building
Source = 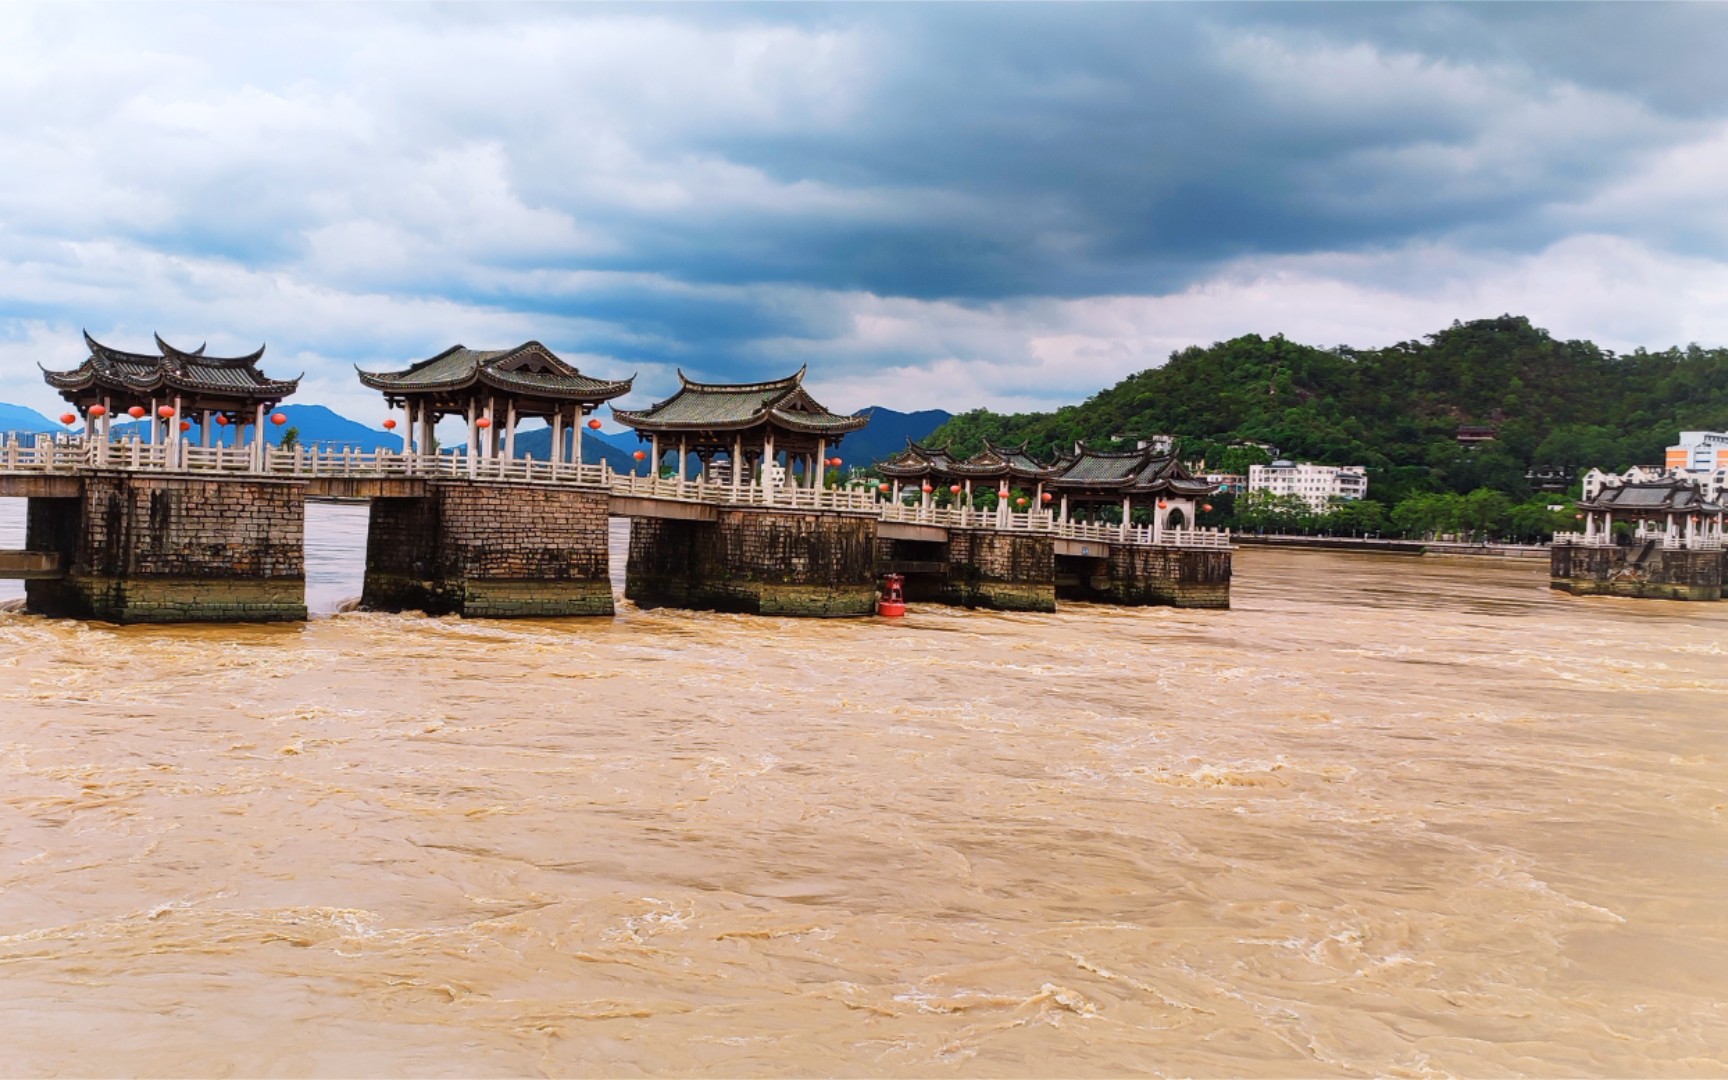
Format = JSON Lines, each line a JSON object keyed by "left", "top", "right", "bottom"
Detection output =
{"left": 1665, "top": 432, "right": 1728, "bottom": 500}
{"left": 1248, "top": 460, "right": 1368, "bottom": 510}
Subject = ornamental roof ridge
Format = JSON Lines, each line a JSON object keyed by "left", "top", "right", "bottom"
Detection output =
{"left": 674, "top": 364, "right": 807, "bottom": 394}
{"left": 156, "top": 334, "right": 267, "bottom": 368}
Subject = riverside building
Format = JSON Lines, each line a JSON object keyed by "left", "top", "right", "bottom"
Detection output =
{"left": 1247, "top": 460, "right": 1368, "bottom": 510}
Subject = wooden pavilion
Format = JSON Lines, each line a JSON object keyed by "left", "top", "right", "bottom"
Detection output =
{"left": 358, "top": 342, "right": 632, "bottom": 467}
{"left": 611, "top": 367, "right": 867, "bottom": 493}
{"left": 42, "top": 332, "right": 299, "bottom": 465}
{"left": 1045, "top": 443, "right": 1217, "bottom": 536}
{"left": 1575, "top": 478, "right": 1724, "bottom": 550}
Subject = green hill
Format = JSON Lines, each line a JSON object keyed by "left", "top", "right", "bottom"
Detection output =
{"left": 929, "top": 315, "right": 1728, "bottom": 505}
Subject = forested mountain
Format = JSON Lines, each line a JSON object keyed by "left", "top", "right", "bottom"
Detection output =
{"left": 929, "top": 315, "right": 1728, "bottom": 504}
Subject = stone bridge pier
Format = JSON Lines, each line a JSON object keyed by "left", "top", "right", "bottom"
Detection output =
{"left": 362, "top": 480, "right": 613, "bottom": 617}
{"left": 26, "top": 473, "right": 308, "bottom": 623}
{"left": 627, "top": 508, "right": 878, "bottom": 616}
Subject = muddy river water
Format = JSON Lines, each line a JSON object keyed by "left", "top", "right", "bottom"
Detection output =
{"left": 1, "top": 505, "right": 1725, "bottom": 1076}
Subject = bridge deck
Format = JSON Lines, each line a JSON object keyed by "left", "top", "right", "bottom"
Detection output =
{"left": 0, "top": 436, "right": 1233, "bottom": 548}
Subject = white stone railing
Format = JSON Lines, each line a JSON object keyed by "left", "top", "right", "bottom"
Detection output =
{"left": 1551, "top": 531, "right": 1614, "bottom": 547}
{"left": 879, "top": 500, "right": 1231, "bottom": 549}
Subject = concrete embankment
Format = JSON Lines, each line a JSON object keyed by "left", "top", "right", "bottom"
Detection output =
{"left": 1234, "top": 535, "right": 1549, "bottom": 559}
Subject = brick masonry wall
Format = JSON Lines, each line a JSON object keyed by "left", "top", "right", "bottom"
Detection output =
{"left": 627, "top": 509, "right": 877, "bottom": 616}
{"left": 363, "top": 480, "right": 613, "bottom": 617}
{"left": 942, "top": 530, "right": 1056, "bottom": 612}
{"left": 1100, "top": 546, "right": 1232, "bottom": 609}
{"left": 1550, "top": 544, "right": 1723, "bottom": 601}
{"left": 27, "top": 473, "right": 308, "bottom": 622}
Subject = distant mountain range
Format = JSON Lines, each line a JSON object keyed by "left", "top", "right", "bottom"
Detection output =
{"left": 0, "top": 400, "right": 952, "bottom": 472}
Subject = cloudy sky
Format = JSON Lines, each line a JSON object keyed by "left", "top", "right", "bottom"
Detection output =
{"left": 3, "top": 3, "right": 1725, "bottom": 426}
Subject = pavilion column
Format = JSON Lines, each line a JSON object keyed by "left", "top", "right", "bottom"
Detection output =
{"left": 892, "top": 480, "right": 901, "bottom": 503}
{"left": 965, "top": 479, "right": 973, "bottom": 512}
{"left": 1604, "top": 512, "right": 1614, "bottom": 540}
{"left": 1060, "top": 493, "right": 1069, "bottom": 524}
{"left": 148, "top": 397, "right": 157, "bottom": 446}
{"left": 505, "top": 401, "right": 517, "bottom": 461}
{"left": 551, "top": 410, "right": 564, "bottom": 469}
{"left": 651, "top": 434, "right": 661, "bottom": 480}
{"left": 1121, "top": 496, "right": 1132, "bottom": 540}
{"left": 171, "top": 395, "right": 183, "bottom": 469}
{"left": 814, "top": 438, "right": 827, "bottom": 490}
{"left": 762, "top": 433, "right": 775, "bottom": 503}
{"left": 201, "top": 410, "right": 212, "bottom": 449}
{"left": 254, "top": 403, "right": 266, "bottom": 471}
{"left": 678, "top": 437, "right": 687, "bottom": 483}
{"left": 733, "top": 434, "right": 743, "bottom": 494}
{"left": 1035, "top": 481, "right": 1044, "bottom": 514}
{"left": 466, "top": 401, "right": 478, "bottom": 476}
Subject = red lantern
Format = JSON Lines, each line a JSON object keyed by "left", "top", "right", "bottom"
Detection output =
{"left": 829, "top": 457, "right": 842, "bottom": 467}
{"left": 475, "top": 416, "right": 491, "bottom": 430}
{"left": 1202, "top": 503, "right": 1214, "bottom": 512}
{"left": 949, "top": 484, "right": 961, "bottom": 494}
{"left": 127, "top": 406, "right": 146, "bottom": 419}
{"left": 215, "top": 414, "right": 229, "bottom": 426}
{"left": 382, "top": 418, "right": 397, "bottom": 430}
{"left": 921, "top": 483, "right": 933, "bottom": 493}
{"left": 270, "top": 412, "right": 287, "bottom": 425}
{"left": 88, "top": 404, "right": 107, "bottom": 418}
{"left": 1158, "top": 500, "right": 1168, "bottom": 508}
{"left": 1574, "top": 513, "right": 1584, "bottom": 520}
{"left": 633, "top": 450, "right": 647, "bottom": 461}
{"left": 59, "top": 412, "right": 76, "bottom": 426}
{"left": 1040, "top": 492, "right": 1052, "bottom": 503}
{"left": 178, "top": 421, "right": 191, "bottom": 432}
{"left": 1016, "top": 497, "right": 1028, "bottom": 507}
{"left": 587, "top": 418, "right": 602, "bottom": 430}
{"left": 878, "top": 483, "right": 890, "bottom": 492}
{"left": 157, "top": 405, "right": 175, "bottom": 418}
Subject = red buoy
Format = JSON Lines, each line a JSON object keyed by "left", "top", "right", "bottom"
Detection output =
{"left": 877, "top": 573, "right": 906, "bottom": 618}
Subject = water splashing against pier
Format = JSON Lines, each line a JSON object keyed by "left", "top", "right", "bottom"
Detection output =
{"left": 1, "top": 506, "right": 1725, "bottom": 1075}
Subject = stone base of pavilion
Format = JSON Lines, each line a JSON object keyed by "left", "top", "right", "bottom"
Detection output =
{"left": 361, "top": 479, "right": 614, "bottom": 618}
{"left": 1080, "top": 546, "right": 1233, "bottom": 609}
{"left": 23, "top": 472, "right": 308, "bottom": 623}
{"left": 1550, "top": 544, "right": 1726, "bottom": 602}
{"left": 626, "top": 509, "right": 877, "bottom": 617}
{"left": 934, "top": 530, "right": 1057, "bottom": 612}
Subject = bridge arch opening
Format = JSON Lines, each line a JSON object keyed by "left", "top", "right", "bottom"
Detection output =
{"left": 304, "top": 499, "right": 371, "bottom": 614}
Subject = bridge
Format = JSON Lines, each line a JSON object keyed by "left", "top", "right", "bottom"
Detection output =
{"left": 0, "top": 433, "right": 1232, "bottom": 622}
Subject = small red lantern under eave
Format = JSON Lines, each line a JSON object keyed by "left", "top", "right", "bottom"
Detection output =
{"left": 878, "top": 483, "right": 890, "bottom": 492}
{"left": 1041, "top": 492, "right": 1052, "bottom": 504}
{"left": 1575, "top": 513, "right": 1585, "bottom": 520}
{"left": 1203, "top": 503, "right": 1214, "bottom": 513}
{"left": 270, "top": 412, "right": 287, "bottom": 425}
{"left": 1158, "top": 499, "right": 1168, "bottom": 509}
{"left": 949, "top": 484, "right": 961, "bottom": 494}
{"left": 829, "top": 457, "right": 842, "bottom": 467}
{"left": 157, "top": 405, "right": 175, "bottom": 418}
{"left": 921, "top": 483, "right": 933, "bottom": 493}
{"left": 127, "top": 406, "right": 147, "bottom": 419}
{"left": 475, "top": 416, "right": 492, "bottom": 430}
{"left": 215, "top": 414, "right": 229, "bottom": 426}
{"left": 633, "top": 450, "right": 647, "bottom": 461}
{"left": 88, "top": 405, "right": 107, "bottom": 418}
{"left": 1016, "top": 497, "right": 1028, "bottom": 507}
{"left": 587, "top": 418, "right": 603, "bottom": 430}
{"left": 59, "top": 412, "right": 76, "bottom": 426}
{"left": 382, "top": 419, "right": 397, "bottom": 430}
{"left": 178, "top": 421, "right": 191, "bottom": 432}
